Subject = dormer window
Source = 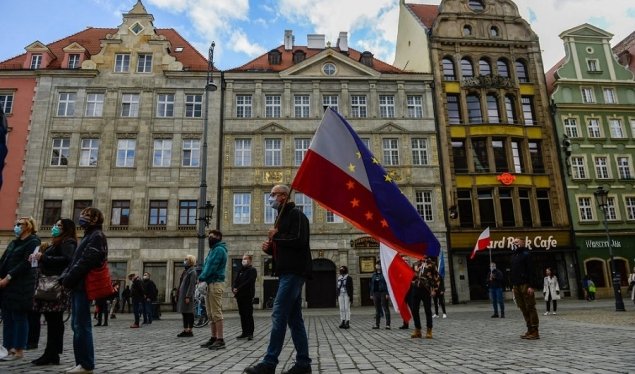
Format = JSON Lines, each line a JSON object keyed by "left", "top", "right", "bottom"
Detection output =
{"left": 130, "top": 22, "right": 144, "bottom": 35}
{"left": 30, "top": 54, "right": 42, "bottom": 69}
{"left": 268, "top": 50, "right": 282, "bottom": 65}
{"left": 468, "top": 0, "right": 485, "bottom": 11}
{"left": 293, "top": 50, "right": 306, "bottom": 64}
{"left": 359, "top": 51, "right": 374, "bottom": 67}
{"left": 68, "top": 54, "right": 81, "bottom": 69}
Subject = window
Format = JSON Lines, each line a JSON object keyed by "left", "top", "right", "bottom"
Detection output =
{"left": 265, "top": 95, "right": 281, "bottom": 118}
{"left": 478, "top": 189, "right": 495, "bottom": 227}
{"left": 0, "top": 94, "right": 13, "bottom": 114}
{"left": 152, "top": 139, "right": 172, "bottom": 167}
{"left": 471, "top": 138, "right": 488, "bottom": 172}
{"left": 322, "top": 63, "right": 336, "bottom": 76}
{"left": 57, "top": 92, "right": 76, "bottom": 116}
{"left": 609, "top": 119, "right": 625, "bottom": 138}
{"left": 578, "top": 197, "right": 594, "bottom": 221}
{"left": 504, "top": 95, "right": 516, "bottom": 124}
{"left": 490, "top": 26, "right": 499, "bottom": 37}
{"left": 468, "top": 0, "right": 484, "bottom": 11}
{"left": 294, "top": 193, "right": 313, "bottom": 223}
{"left": 323, "top": 95, "right": 338, "bottom": 112}
{"left": 379, "top": 95, "right": 395, "bottom": 118}
{"left": 563, "top": 118, "right": 579, "bottom": 138}
{"left": 587, "top": 59, "right": 600, "bottom": 72}
{"left": 587, "top": 118, "right": 602, "bottom": 138}
{"left": 603, "top": 88, "right": 617, "bottom": 104}
{"left": 415, "top": 191, "right": 433, "bottom": 222}
{"left": 79, "top": 138, "right": 100, "bottom": 167}
{"left": 521, "top": 96, "right": 535, "bottom": 125}
{"left": 497, "top": 59, "right": 509, "bottom": 77}
{"left": 116, "top": 139, "right": 136, "bottom": 167}
{"left": 528, "top": 141, "right": 544, "bottom": 173}
{"left": 581, "top": 88, "right": 595, "bottom": 103}
{"left": 263, "top": 193, "right": 277, "bottom": 224}
{"left": 234, "top": 139, "right": 252, "bottom": 167}
{"left": 463, "top": 25, "right": 472, "bottom": 36}
{"left": 121, "top": 94, "right": 140, "bottom": 117}
{"left": 479, "top": 59, "right": 491, "bottom": 76}
{"left": 411, "top": 138, "right": 428, "bottom": 166}
{"left": 511, "top": 140, "right": 523, "bottom": 173}
{"left": 457, "top": 190, "right": 474, "bottom": 228}
{"left": 442, "top": 58, "right": 456, "bottom": 80}
{"left": 326, "top": 211, "right": 344, "bottom": 223}
{"left": 264, "top": 138, "right": 282, "bottom": 166}
{"left": 178, "top": 200, "right": 197, "bottom": 226}
{"left": 182, "top": 139, "right": 200, "bottom": 167}
{"left": 294, "top": 95, "right": 310, "bottom": 118}
{"left": 466, "top": 94, "right": 482, "bottom": 124}
{"left": 605, "top": 197, "right": 618, "bottom": 221}
{"left": 294, "top": 138, "right": 310, "bottom": 166}
{"left": 350, "top": 95, "right": 367, "bottom": 118}
{"left": 515, "top": 60, "right": 528, "bottom": 82}
{"left": 382, "top": 138, "right": 399, "bottom": 166}
{"left": 625, "top": 197, "right": 635, "bottom": 220}
{"left": 492, "top": 139, "right": 507, "bottom": 172}
{"left": 460, "top": 58, "right": 474, "bottom": 78}
{"left": 156, "top": 94, "right": 175, "bottom": 117}
{"left": 616, "top": 156, "right": 633, "bottom": 179}
{"left": 486, "top": 94, "right": 500, "bottom": 123}
{"left": 111, "top": 200, "right": 130, "bottom": 226}
{"left": 137, "top": 54, "right": 152, "bottom": 73}
{"left": 407, "top": 95, "right": 423, "bottom": 118}
{"left": 149, "top": 200, "right": 168, "bottom": 226}
{"left": 85, "top": 93, "right": 104, "bottom": 117}
{"left": 499, "top": 188, "right": 515, "bottom": 227}
{"left": 236, "top": 95, "right": 252, "bottom": 118}
{"left": 50, "top": 138, "right": 70, "bottom": 166}
{"left": 73, "top": 200, "right": 92, "bottom": 224}
{"left": 233, "top": 193, "right": 251, "bottom": 224}
{"left": 30, "top": 54, "right": 42, "bottom": 69}
{"left": 519, "top": 189, "right": 532, "bottom": 226}
{"left": 594, "top": 156, "right": 610, "bottom": 179}
{"left": 631, "top": 119, "right": 635, "bottom": 138}
{"left": 185, "top": 94, "right": 202, "bottom": 118}
{"left": 114, "top": 54, "right": 130, "bottom": 72}
{"left": 447, "top": 94, "right": 461, "bottom": 124}
{"left": 452, "top": 140, "right": 468, "bottom": 173}
{"left": 571, "top": 156, "right": 587, "bottom": 179}
{"left": 536, "top": 190, "right": 553, "bottom": 227}
{"left": 42, "top": 200, "right": 62, "bottom": 226}
{"left": 68, "top": 54, "right": 80, "bottom": 69}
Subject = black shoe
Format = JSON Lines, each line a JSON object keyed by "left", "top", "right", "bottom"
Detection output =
{"left": 372, "top": 325, "right": 379, "bottom": 329}
{"left": 247, "top": 335, "right": 253, "bottom": 340}
{"left": 491, "top": 314, "right": 499, "bottom": 318}
{"left": 344, "top": 321, "right": 350, "bottom": 329}
{"left": 177, "top": 331, "right": 189, "bottom": 337}
{"left": 201, "top": 337, "right": 216, "bottom": 348}
{"left": 282, "top": 363, "right": 312, "bottom": 374}
{"left": 237, "top": 334, "right": 248, "bottom": 340}
{"left": 398, "top": 324, "right": 409, "bottom": 330}
{"left": 209, "top": 339, "right": 225, "bottom": 350}
{"left": 110, "top": 315, "right": 116, "bottom": 319}
{"left": 338, "top": 321, "right": 345, "bottom": 328}
{"left": 244, "top": 362, "right": 275, "bottom": 374}
{"left": 31, "top": 354, "right": 60, "bottom": 366}
{"left": 500, "top": 313, "right": 505, "bottom": 318}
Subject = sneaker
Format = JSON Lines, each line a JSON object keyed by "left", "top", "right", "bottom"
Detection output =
{"left": 385, "top": 325, "right": 391, "bottom": 330}
{"left": 66, "top": 365, "right": 93, "bottom": 373}
{"left": 432, "top": 314, "right": 438, "bottom": 318}
{"left": 282, "top": 363, "right": 312, "bottom": 374}
{"left": 543, "top": 312, "right": 549, "bottom": 316}
{"left": 1, "top": 354, "right": 22, "bottom": 361}
{"left": 552, "top": 312, "right": 557, "bottom": 315}
{"left": 442, "top": 314, "right": 447, "bottom": 319}
{"left": 372, "top": 325, "right": 379, "bottom": 329}
{"left": 244, "top": 362, "right": 275, "bottom": 374}
{"left": 65, "top": 365, "right": 80, "bottom": 372}
{"left": 201, "top": 337, "right": 216, "bottom": 348}
{"left": 209, "top": 339, "right": 226, "bottom": 350}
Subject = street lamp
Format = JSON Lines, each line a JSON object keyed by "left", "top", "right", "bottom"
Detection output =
{"left": 197, "top": 42, "right": 218, "bottom": 267}
{"left": 593, "top": 186, "right": 626, "bottom": 311}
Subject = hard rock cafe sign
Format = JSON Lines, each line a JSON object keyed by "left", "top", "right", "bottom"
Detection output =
{"left": 497, "top": 172, "right": 515, "bottom": 185}
{"left": 489, "top": 236, "right": 558, "bottom": 250}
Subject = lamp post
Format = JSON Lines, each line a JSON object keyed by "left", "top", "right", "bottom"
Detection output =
{"left": 197, "top": 42, "right": 217, "bottom": 267}
{"left": 593, "top": 186, "right": 626, "bottom": 311}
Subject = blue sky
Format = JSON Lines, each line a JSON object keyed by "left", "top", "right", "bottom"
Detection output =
{"left": 1, "top": 0, "right": 633, "bottom": 71}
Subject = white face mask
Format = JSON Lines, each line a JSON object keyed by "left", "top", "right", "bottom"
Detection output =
{"left": 268, "top": 196, "right": 280, "bottom": 209}
{"left": 242, "top": 259, "right": 249, "bottom": 266}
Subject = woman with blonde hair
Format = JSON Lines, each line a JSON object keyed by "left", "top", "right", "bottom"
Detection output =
{"left": 177, "top": 255, "right": 198, "bottom": 337}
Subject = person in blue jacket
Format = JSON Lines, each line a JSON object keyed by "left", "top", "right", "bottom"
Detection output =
{"left": 370, "top": 261, "right": 390, "bottom": 329}
{"left": 198, "top": 230, "right": 227, "bottom": 351}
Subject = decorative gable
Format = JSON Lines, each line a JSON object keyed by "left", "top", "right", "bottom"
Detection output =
{"left": 376, "top": 122, "right": 407, "bottom": 133}
{"left": 280, "top": 49, "right": 381, "bottom": 79}
{"left": 255, "top": 123, "right": 291, "bottom": 134}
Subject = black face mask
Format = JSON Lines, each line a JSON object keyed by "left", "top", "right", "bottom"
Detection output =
{"left": 208, "top": 237, "right": 220, "bottom": 247}
{"left": 339, "top": 270, "right": 346, "bottom": 275}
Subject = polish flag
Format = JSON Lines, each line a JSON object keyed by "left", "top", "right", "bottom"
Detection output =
{"left": 379, "top": 243, "right": 414, "bottom": 323}
{"left": 470, "top": 227, "right": 491, "bottom": 260}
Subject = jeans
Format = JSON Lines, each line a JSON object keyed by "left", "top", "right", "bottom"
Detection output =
{"left": 490, "top": 287, "right": 505, "bottom": 315}
{"left": 1, "top": 308, "right": 28, "bottom": 350}
{"left": 71, "top": 290, "right": 95, "bottom": 370}
{"left": 143, "top": 300, "right": 153, "bottom": 323}
{"left": 338, "top": 292, "right": 351, "bottom": 321}
{"left": 373, "top": 291, "right": 390, "bottom": 327}
{"left": 133, "top": 300, "right": 144, "bottom": 325}
{"left": 262, "top": 274, "right": 311, "bottom": 368}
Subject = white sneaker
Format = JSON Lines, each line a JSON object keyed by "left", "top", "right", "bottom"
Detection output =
{"left": 432, "top": 314, "right": 438, "bottom": 318}
{"left": 552, "top": 312, "right": 557, "bottom": 315}
{"left": 65, "top": 365, "right": 80, "bottom": 372}
{"left": 442, "top": 314, "right": 447, "bottom": 319}
{"left": 66, "top": 365, "right": 93, "bottom": 374}
{"left": 543, "top": 312, "right": 549, "bottom": 316}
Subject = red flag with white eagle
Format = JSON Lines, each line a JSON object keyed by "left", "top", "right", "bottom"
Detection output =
{"left": 379, "top": 243, "right": 413, "bottom": 323}
{"left": 470, "top": 227, "right": 491, "bottom": 260}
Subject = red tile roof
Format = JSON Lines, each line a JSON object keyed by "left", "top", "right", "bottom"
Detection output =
{"left": 0, "top": 27, "right": 209, "bottom": 71}
{"left": 407, "top": 3, "right": 439, "bottom": 30}
{"left": 228, "top": 45, "right": 404, "bottom": 74}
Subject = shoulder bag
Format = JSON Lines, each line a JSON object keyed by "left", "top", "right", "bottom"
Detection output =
{"left": 85, "top": 261, "right": 115, "bottom": 301}
{"left": 34, "top": 274, "right": 62, "bottom": 301}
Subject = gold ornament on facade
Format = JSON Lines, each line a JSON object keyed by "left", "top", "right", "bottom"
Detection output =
{"left": 263, "top": 170, "right": 283, "bottom": 183}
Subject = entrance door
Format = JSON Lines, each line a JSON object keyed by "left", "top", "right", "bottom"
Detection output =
{"left": 359, "top": 277, "right": 374, "bottom": 306}
{"left": 305, "top": 259, "right": 336, "bottom": 308}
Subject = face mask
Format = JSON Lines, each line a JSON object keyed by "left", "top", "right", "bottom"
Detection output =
{"left": 490, "top": 266, "right": 496, "bottom": 271}
{"left": 339, "top": 270, "right": 345, "bottom": 275}
{"left": 183, "top": 260, "right": 189, "bottom": 267}
{"left": 242, "top": 260, "right": 249, "bottom": 266}
{"left": 13, "top": 225, "right": 23, "bottom": 237}
{"left": 51, "top": 225, "right": 62, "bottom": 237}
{"left": 375, "top": 265, "right": 381, "bottom": 271}
{"left": 143, "top": 276, "right": 149, "bottom": 280}
{"left": 78, "top": 218, "right": 89, "bottom": 228}
{"left": 268, "top": 196, "right": 280, "bottom": 210}
{"left": 209, "top": 237, "right": 220, "bottom": 247}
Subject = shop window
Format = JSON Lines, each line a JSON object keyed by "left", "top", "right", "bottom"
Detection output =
{"left": 585, "top": 260, "right": 606, "bottom": 288}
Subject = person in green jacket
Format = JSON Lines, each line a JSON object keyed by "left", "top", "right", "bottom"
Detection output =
{"left": 198, "top": 230, "right": 227, "bottom": 350}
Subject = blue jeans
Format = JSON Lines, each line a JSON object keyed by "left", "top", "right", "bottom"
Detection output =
{"left": 143, "top": 300, "right": 153, "bottom": 323}
{"left": 133, "top": 300, "right": 144, "bottom": 325}
{"left": 262, "top": 274, "right": 311, "bottom": 368}
{"left": 490, "top": 287, "right": 504, "bottom": 315}
{"left": 71, "top": 290, "right": 95, "bottom": 370}
{"left": 2, "top": 308, "right": 28, "bottom": 350}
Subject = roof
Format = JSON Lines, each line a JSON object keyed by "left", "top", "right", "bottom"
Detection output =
{"left": 0, "top": 27, "right": 209, "bottom": 71}
{"left": 407, "top": 3, "right": 439, "bottom": 30}
{"left": 228, "top": 45, "right": 404, "bottom": 74}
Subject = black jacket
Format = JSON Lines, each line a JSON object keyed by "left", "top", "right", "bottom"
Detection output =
{"left": 40, "top": 238, "right": 76, "bottom": 276}
{"left": 487, "top": 268, "right": 504, "bottom": 289}
{"left": 143, "top": 278, "right": 158, "bottom": 301}
{"left": 233, "top": 265, "right": 257, "bottom": 300}
{"left": 369, "top": 271, "right": 388, "bottom": 294}
{"left": 265, "top": 202, "right": 312, "bottom": 278}
{"left": 0, "top": 234, "right": 40, "bottom": 311}
{"left": 337, "top": 275, "right": 353, "bottom": 301}
{"left": 60, "top": 226, "right": 108, "bottom": 290}
{"left": 130, "top": 277, "right": 145, "bottom": 301}
{"left": 510, "top": 246, "right": 536, "bottom": 286}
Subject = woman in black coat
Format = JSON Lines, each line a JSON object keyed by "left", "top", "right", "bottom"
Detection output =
{"left": 0, "top": 216, "right": 40, "bottom": 361}
{"left": 31, "top": 218, "right": 77, "bottom": 366}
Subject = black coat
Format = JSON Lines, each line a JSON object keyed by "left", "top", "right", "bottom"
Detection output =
{"left": 233, "top": 265, "right": 257, "bottom": 300}
{"left": 0, "top": 234, "right": 40, "bottom": 311}
{"left": 510, "top": 247, "right": 536, "bottom": 287}
{"left": 60, "top": 226, "right": 107, "bottom": 290}
{"left": 40, "top": 238, "right": 76, "bottom": 276}
{"left": 130, "top": 277, "right": 144, "bottom": 301}
{"left": 265, "top": 202, "right": 312, "bottom": 278}
{"left": 143, "top": 279, "right": 158, "bottom": 301}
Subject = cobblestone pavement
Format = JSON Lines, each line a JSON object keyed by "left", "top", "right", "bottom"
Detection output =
{"left": 2, "top": 299, "right": 634, "bottom": 373}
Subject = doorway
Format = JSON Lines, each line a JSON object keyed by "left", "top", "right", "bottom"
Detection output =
{"left": 305, "top": 259, "right": 336, "bottom": 308}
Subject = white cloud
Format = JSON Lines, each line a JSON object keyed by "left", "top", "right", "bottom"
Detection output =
{"left": 230, "top": 29, "right": 267, "bottom": 57}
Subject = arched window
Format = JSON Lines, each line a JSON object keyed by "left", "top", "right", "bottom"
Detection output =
{"left": 609, "top": 258, "right": 629, "bottom": 286}
{"left": 585, "top": 259, "right": 606, "bottom": 287}
{"left": 497, "top": 59, "right": 509, "bottom": 77}
{"left": 466, "top": 94, "right": 482, "bottom": 124}
{"left": 461, "top": 58, "right": 474, "bottom": 78}
{"left": 486, "top": 94, "right": 500, "bottom": 124}
{"left": 490, "top": 26, "right": 499, "bottom": 37}
{"left": 463, "top": 25, "right": 472, "bottom": 36}
{"left": 479, "top": 59, "right": 491, "bottom": 76}
{"left": 442, "top": 57, "right": 456, "bottom": 81}
{"left": 504, "top": 95, "right": 517, "bottom": 124}
{"left": 515, "top": 60, "right": 529, "bottom": 82}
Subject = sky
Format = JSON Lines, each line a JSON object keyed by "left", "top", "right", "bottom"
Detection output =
{"left": 1, "top": 0, "right": 633, "bottom": 71}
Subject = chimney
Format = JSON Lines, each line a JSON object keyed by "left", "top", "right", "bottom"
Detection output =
{"left": 284, "top": 30, "right": 294, "bottom": 51}
{"left": 337, "top": 32, "right": 348, "bottom": 52}
{"left": 307, "top": 34, "right": 326, "bottom": 49}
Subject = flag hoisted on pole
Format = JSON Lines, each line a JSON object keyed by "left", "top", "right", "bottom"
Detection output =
{"left": 470, "top": 227, "right": 491, "bottom": 260}
{"left": 291, "top": 108, "right": 440, "bottom": 259}
{"left": 379, "top": 243, "right": 413, "bottom": 323}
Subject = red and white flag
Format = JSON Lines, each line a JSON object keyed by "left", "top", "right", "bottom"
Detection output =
{"left": 470, "top": 227, "right": 491, "bottom": 260}
{"left": 379, "top": 243, "right": 414, "bottom": 323}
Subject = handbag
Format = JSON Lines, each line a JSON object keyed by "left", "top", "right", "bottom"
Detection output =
{"left": 85, "top": 261, "right": 115, "bottom": 301}
{"left": 34, "top": 274, "right": 62, "bottom": 301}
